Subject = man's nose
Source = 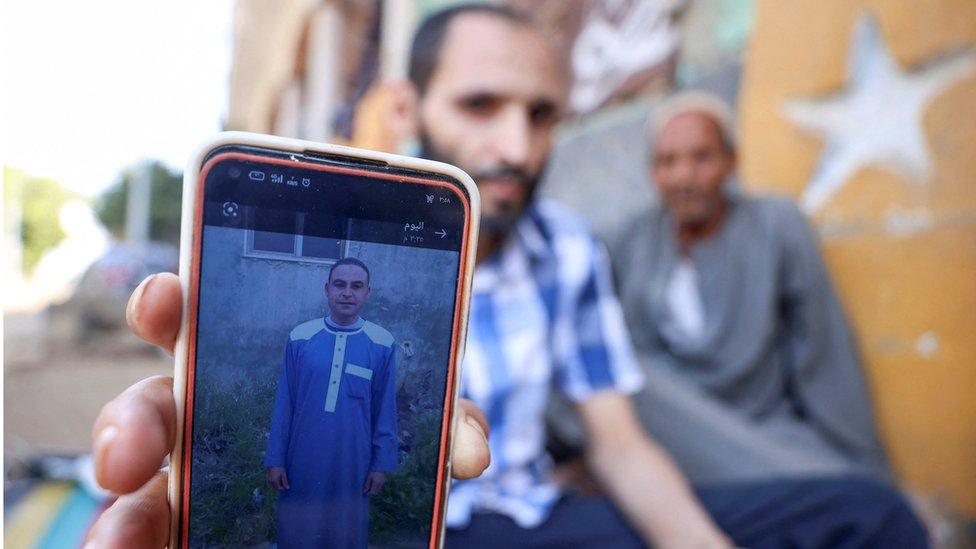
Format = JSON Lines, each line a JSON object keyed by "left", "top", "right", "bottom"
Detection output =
{"left": 490, "top": 106, "right": 532, "bottom": 168}
{"left": 671, "top": 157, "right": 696, "bottom": 183}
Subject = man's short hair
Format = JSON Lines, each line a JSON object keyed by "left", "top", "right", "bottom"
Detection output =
{"left": 328, "top": 257, "right": 370, "bottom": 285}
{"left": 651, "top": 90, "right": 737, "bottom": 153}
{"left": 408, "top": 3, "right": 533, "bottom": 96}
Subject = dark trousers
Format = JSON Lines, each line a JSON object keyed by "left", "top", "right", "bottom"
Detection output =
{"left": 444, "top": 477, "right": 928, "bottom": 548}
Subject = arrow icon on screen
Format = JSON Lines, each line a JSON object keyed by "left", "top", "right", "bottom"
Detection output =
{"left": 435, "top": 229, "right": 447, "bottom": 238}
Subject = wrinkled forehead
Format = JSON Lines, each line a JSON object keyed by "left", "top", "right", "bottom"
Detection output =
{"left": 426, "top": 13, "right": 566, "bottom": 105}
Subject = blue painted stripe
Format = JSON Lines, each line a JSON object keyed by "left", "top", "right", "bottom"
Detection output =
{"left": 3, "top": 481, "right": 33, "bottom": 519}
{"left": 4, "top": 483, "right": 73, "bottom": 548}
{"left": 37, "top": 487, "right": 100, "bottom": 549}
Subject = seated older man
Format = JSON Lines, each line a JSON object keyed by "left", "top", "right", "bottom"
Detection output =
{"left": 614, "top": 91, "right": 891, "bottom": 484}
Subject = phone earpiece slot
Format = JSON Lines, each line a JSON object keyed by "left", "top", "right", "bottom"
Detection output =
{"left": 301, "top": 150, "right": 389, "bottom": 168}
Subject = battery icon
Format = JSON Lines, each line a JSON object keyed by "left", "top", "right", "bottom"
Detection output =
{"left": 248, "top": 170, "right": 266, "bottom": 181}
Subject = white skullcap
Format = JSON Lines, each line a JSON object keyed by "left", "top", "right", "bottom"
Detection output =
{"left": 650, "top": 90, "right": 737, "bottom": 151}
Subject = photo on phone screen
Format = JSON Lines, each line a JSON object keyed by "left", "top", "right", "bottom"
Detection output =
{"left": 180, "top": 146, "right": 470, "bottom": 548}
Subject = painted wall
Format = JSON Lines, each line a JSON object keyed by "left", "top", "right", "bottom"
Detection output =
{"left": 738, "top": 0, "right": 976, "bottom": 515}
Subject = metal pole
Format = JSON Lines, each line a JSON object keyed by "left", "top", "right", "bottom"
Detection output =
{"left": 4, "top": 180, "right": 24, "bottom": 285}
{"left": 125, "top": 164, "right": 152, "bottom": 244}
{"left": 380, "top": 0, "right": 416, "bottom": 81}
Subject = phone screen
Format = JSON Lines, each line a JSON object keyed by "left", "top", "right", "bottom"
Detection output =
{"left": 181, "top": 146, "right": 470, "bottom": 548}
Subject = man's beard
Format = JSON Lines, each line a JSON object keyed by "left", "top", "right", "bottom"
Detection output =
{"left": 418, "top": 127, "right": 541, "bottom": 238}
{"left": 664, "top": 183, "right": 727, "bottom": 231}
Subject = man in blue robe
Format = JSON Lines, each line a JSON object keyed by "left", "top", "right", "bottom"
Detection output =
{"left": 264, "top": 257, "right": 398, "bottom": 548}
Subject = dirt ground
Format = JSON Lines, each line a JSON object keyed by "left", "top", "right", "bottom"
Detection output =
{"left": 4, "top": 311, "right": 171, "bottom": 466}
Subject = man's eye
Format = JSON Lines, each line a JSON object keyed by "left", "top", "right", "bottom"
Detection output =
{"left": 529, "top": 102, "right": 558, "bottom": 126}
{"left": 460, "top": 95, "right": 497, "bottom": 115}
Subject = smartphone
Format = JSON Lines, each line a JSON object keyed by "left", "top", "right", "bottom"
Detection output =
{"left": 169, "top": 132, "right": 479, "bottom": 548}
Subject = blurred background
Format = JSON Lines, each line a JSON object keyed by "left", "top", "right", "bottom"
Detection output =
{"left": 3, "top": 0, "right": 974, "bottom": 546}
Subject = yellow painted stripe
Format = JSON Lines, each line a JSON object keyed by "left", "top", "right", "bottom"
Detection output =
{"left": 4, "top": 483, "right": 74, "bottom": 549}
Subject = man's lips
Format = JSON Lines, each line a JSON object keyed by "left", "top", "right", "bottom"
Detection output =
{"left": 667, "top": 190, "right": 706, "bottom": 205}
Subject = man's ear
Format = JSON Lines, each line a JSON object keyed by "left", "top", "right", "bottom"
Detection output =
{"left": 383, "top": 78, "right": 420, "bottom": 146}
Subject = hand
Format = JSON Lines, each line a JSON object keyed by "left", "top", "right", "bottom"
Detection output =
{"left": 85, "top": 273, "right": 491, "bottom": 547}
{"left": 363, "top": 472, "right": 387, "bottom": 495}
{"left": 267, "top": 467, "right": 289, "bottom": 491}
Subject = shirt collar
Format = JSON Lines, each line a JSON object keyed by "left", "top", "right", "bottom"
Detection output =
{"left": 515, "top": 204, "right": 550, "bottom": 261}
{"left": 473, "top": 203, "right": 551, "bottom": 292}
{"left": 482, "top": 204, "right": 550, "bottom": 262}
{"left": 324, "top": 315, "right": 365, "bottom": 332}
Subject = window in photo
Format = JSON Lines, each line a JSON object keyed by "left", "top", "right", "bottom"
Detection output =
{"left": 244, "top": 207, "right": 346, "bottom": 263}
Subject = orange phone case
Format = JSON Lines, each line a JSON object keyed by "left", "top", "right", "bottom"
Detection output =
{"left": 171, "top": 132, "right": 480, "bottom": 548}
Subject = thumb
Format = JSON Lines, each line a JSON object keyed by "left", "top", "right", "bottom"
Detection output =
{"left": 451, "top": 402, "right": 490, "bottom": 479}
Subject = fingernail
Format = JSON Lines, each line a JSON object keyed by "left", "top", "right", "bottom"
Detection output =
{"left": 126, "top": 274, "right": 157, "bottom": 325}
{"left": 95, "top": 425, "right": 119, "bottom": 452}
{"left": 465, "top": 414, "right": 487, "bottom": 442}
{"left": 94, "top": 425, "right": 119, "bottom": 479}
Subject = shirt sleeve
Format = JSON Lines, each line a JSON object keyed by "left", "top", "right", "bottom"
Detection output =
{"left": 264, "top": 338, "right": 297, "bottom": 468}
{"left": 553, "top": 237, "right": 645, "bottom": 402}
{"left": 369, "top": 345, "right": 399, "bottom": 472}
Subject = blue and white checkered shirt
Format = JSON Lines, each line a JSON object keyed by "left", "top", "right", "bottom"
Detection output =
{"left": 446, "top": 199, "right": 644, "bottom": 529}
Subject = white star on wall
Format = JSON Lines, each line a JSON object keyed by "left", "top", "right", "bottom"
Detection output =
{"left": 782, "top": 14, "right": 975, "bottom": 213}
